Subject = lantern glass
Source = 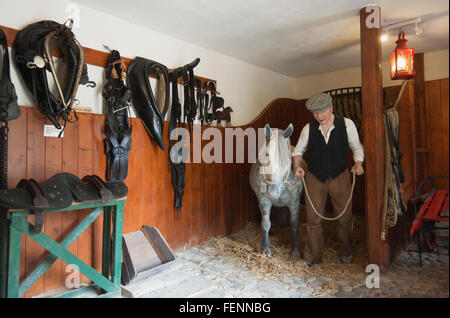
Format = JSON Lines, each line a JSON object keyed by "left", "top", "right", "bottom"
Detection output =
{"left": 389, "top": 32, "right": 415, "bottom": 80}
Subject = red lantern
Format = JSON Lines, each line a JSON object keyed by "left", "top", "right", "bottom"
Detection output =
{"left": 390, "top": 31, "right": 415, "bottom": 80}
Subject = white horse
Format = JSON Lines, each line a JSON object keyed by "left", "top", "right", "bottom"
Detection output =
{"left": 249, "top": 124, "right": 305, "bottom": 257}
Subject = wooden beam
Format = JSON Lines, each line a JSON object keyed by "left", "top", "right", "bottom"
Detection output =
{"left": 0, "top": 24, "right": 215, "bottom": 88}
{"left": 359, "top": 6, "right": 390, "bottom": 268}
{"left": 413, "top": 53, "right": 428, "bottom": 189}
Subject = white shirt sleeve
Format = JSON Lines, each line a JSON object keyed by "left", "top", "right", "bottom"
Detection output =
{"left": 344, "top": 118, "right": 364, "bottom": 163}
{"left": 292, "top": 124, "right": 309, "bottom": 157}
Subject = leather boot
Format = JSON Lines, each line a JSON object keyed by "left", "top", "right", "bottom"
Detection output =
{"left": 303, "top": 223, "right": 324, "bottom": 264}
{"left": 338, "top": 218, "right": 353, "bottom": 262}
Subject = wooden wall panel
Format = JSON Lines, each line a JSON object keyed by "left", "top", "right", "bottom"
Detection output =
{"left": 23, "top": 109, "right": 46, "bottom": 297}
{"left": 426, "top": 79, "right": 449, "bottom": 191}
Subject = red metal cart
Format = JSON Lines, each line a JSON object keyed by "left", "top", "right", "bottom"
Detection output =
{"left": 409, "top": 176, "right": 449, "bottom": 265}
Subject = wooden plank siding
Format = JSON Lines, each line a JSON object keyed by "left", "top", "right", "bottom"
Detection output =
{"left": 426, "top": 79, "right": 449, "bottom": 191}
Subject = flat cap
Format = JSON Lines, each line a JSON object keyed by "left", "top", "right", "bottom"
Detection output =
{"left": 305, "top": 93, "right": 332, "bottom": 113}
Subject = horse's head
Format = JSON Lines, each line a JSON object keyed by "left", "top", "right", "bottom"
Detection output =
{"left": 259, "top": 123, "right": 293, "bottom": 182}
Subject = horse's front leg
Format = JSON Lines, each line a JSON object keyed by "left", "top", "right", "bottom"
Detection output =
{"left": 287, "top": 199, "right": 300, "bottom": 259}
{"left": 259, "top": 197, "right": 272, "bottom": 257}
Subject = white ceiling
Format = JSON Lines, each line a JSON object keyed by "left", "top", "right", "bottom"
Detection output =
{"left": 73, "top": 0, "right": 449, "bottom": 78}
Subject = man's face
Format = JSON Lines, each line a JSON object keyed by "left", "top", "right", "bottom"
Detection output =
{"left": 312, "top": 106, "right": 333, "bottom": 126}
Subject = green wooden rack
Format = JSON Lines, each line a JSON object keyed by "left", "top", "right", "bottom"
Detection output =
{"left": 0, "top": 198, "right": 126, "bottom": 298}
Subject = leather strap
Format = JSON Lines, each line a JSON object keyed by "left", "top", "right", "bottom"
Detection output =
{"left": 195, "top": 78, "right": 205, "bottom": 126}
{"left": 82, "top": 175, "right": 114, "bottom": 201}
{"left": 181, "top": 58, "right": 200, "bottom": 133}
{"left": 168, "top": 67, "right": 186, "bottom": 210}
{"left": 17, "top": 179, "right": 48, "bottom": 233}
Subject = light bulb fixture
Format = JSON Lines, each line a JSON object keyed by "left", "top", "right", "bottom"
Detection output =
{"left": 414, "top": 21, "right": 423, "bottom": 36}
{"left": 381, "top": 29, "right": 389, "bottom": 42}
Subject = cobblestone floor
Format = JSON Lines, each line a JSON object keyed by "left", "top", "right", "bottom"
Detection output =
{"left": 36, "top": 222, "right": 448, "bottom": 299}
{"left": 121, "top": 225, "right": 448, "bottom": 298}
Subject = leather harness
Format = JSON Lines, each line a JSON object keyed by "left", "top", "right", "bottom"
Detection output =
{"left": 13, "top": 20, "right": 93, "bottom": 132}
{"left": 168, "top": 67, "right": 186, "bottom": 210}
{"left": 103, "top": 49, "right": 132, "bottom": 181}
{"left": 203, "top": 81, "right": 223, "bottom": 125}
{"left": 127, "top": 56, "right": 170, "bottom": 151}
{"left": 182, "top": 58, "right": 200, "bottom": 133}
{"left": 0, "top": 28, "right": 21, "bottom": 190}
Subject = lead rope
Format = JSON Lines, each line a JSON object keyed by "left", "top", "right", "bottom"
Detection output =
{"left": 301, "top": 171, "right": 356, "bottom": 221}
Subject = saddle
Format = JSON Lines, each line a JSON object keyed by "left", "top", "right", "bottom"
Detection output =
{"left": 0, "top": 173, "right": 128, "bottom": 233}
{"left": 13, "top": 20, "right": 92, "bottom": 131}
{"left": 127, "top": 57, "right": 170, "bottom": 151}
{"left": 103, "top": 49, "right": 132, "bottom": 181}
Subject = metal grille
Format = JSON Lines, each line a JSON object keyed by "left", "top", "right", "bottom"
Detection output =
{"left": 323, "top": 87, "right": 362, "bottom": 134}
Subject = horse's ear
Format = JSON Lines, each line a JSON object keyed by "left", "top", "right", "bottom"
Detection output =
{"left": 264, "top": 124, "right": 272, "bottom": 138}
{"left": 283, "top": 123, "right": 293, "bottom": 138}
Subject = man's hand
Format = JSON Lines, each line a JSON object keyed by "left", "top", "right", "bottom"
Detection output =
{"left": 294, "top": 167, "right": 305, "bottom": 178}
{"left": 351, "top": 161, "right": 364, "bottom": 176}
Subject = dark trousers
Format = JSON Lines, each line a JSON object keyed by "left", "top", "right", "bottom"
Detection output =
{"left": 303, "top": 169, "right": 353, "bottom": 264}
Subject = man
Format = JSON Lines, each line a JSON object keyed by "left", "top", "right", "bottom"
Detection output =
{"left": 292, "top": 93, "right": 364, "bottom": 265}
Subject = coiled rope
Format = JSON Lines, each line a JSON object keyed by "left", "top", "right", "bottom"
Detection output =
{"left": 301, "top": 171, "right": 356, "bottom": 221}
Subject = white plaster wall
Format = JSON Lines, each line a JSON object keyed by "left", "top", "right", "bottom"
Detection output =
{"left": 1, "top": 0, "right": 298, "bottom": 126}
{"left": 294, "top": 49, "right": 449, "bottom": 99}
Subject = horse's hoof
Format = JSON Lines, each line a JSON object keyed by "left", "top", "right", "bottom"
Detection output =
{"left": 263, "top": 248, "right": 272, "bottom": 258}
{"left": 291, "top": 249, "right": 300, "bottom": 259}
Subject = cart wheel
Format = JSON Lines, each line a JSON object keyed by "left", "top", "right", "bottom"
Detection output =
{"left": 421, "top": 224, "right": 437, "bottom": 252}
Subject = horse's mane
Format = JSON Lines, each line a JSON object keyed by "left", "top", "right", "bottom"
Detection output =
{"left": 260, "top": 129, "right": 291, "bottom": 182}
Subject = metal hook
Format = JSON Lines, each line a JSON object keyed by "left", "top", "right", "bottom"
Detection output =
{"left": 63, "top": 18, "right": 74, "bottom": 30}
{"left": 86, "top": 81, "right": 96, "bottom": 88}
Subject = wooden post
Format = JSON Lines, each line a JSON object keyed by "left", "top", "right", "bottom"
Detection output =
{"left": 360, "top": 6, "right": 390, "bottom": 268}
{"left": 413, "top": 53, "right": 428, "bottom": 189}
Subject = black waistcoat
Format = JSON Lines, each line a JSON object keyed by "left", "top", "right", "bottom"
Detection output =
{"left": 307, "top": 116, "right": 348, "bottom": 183}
